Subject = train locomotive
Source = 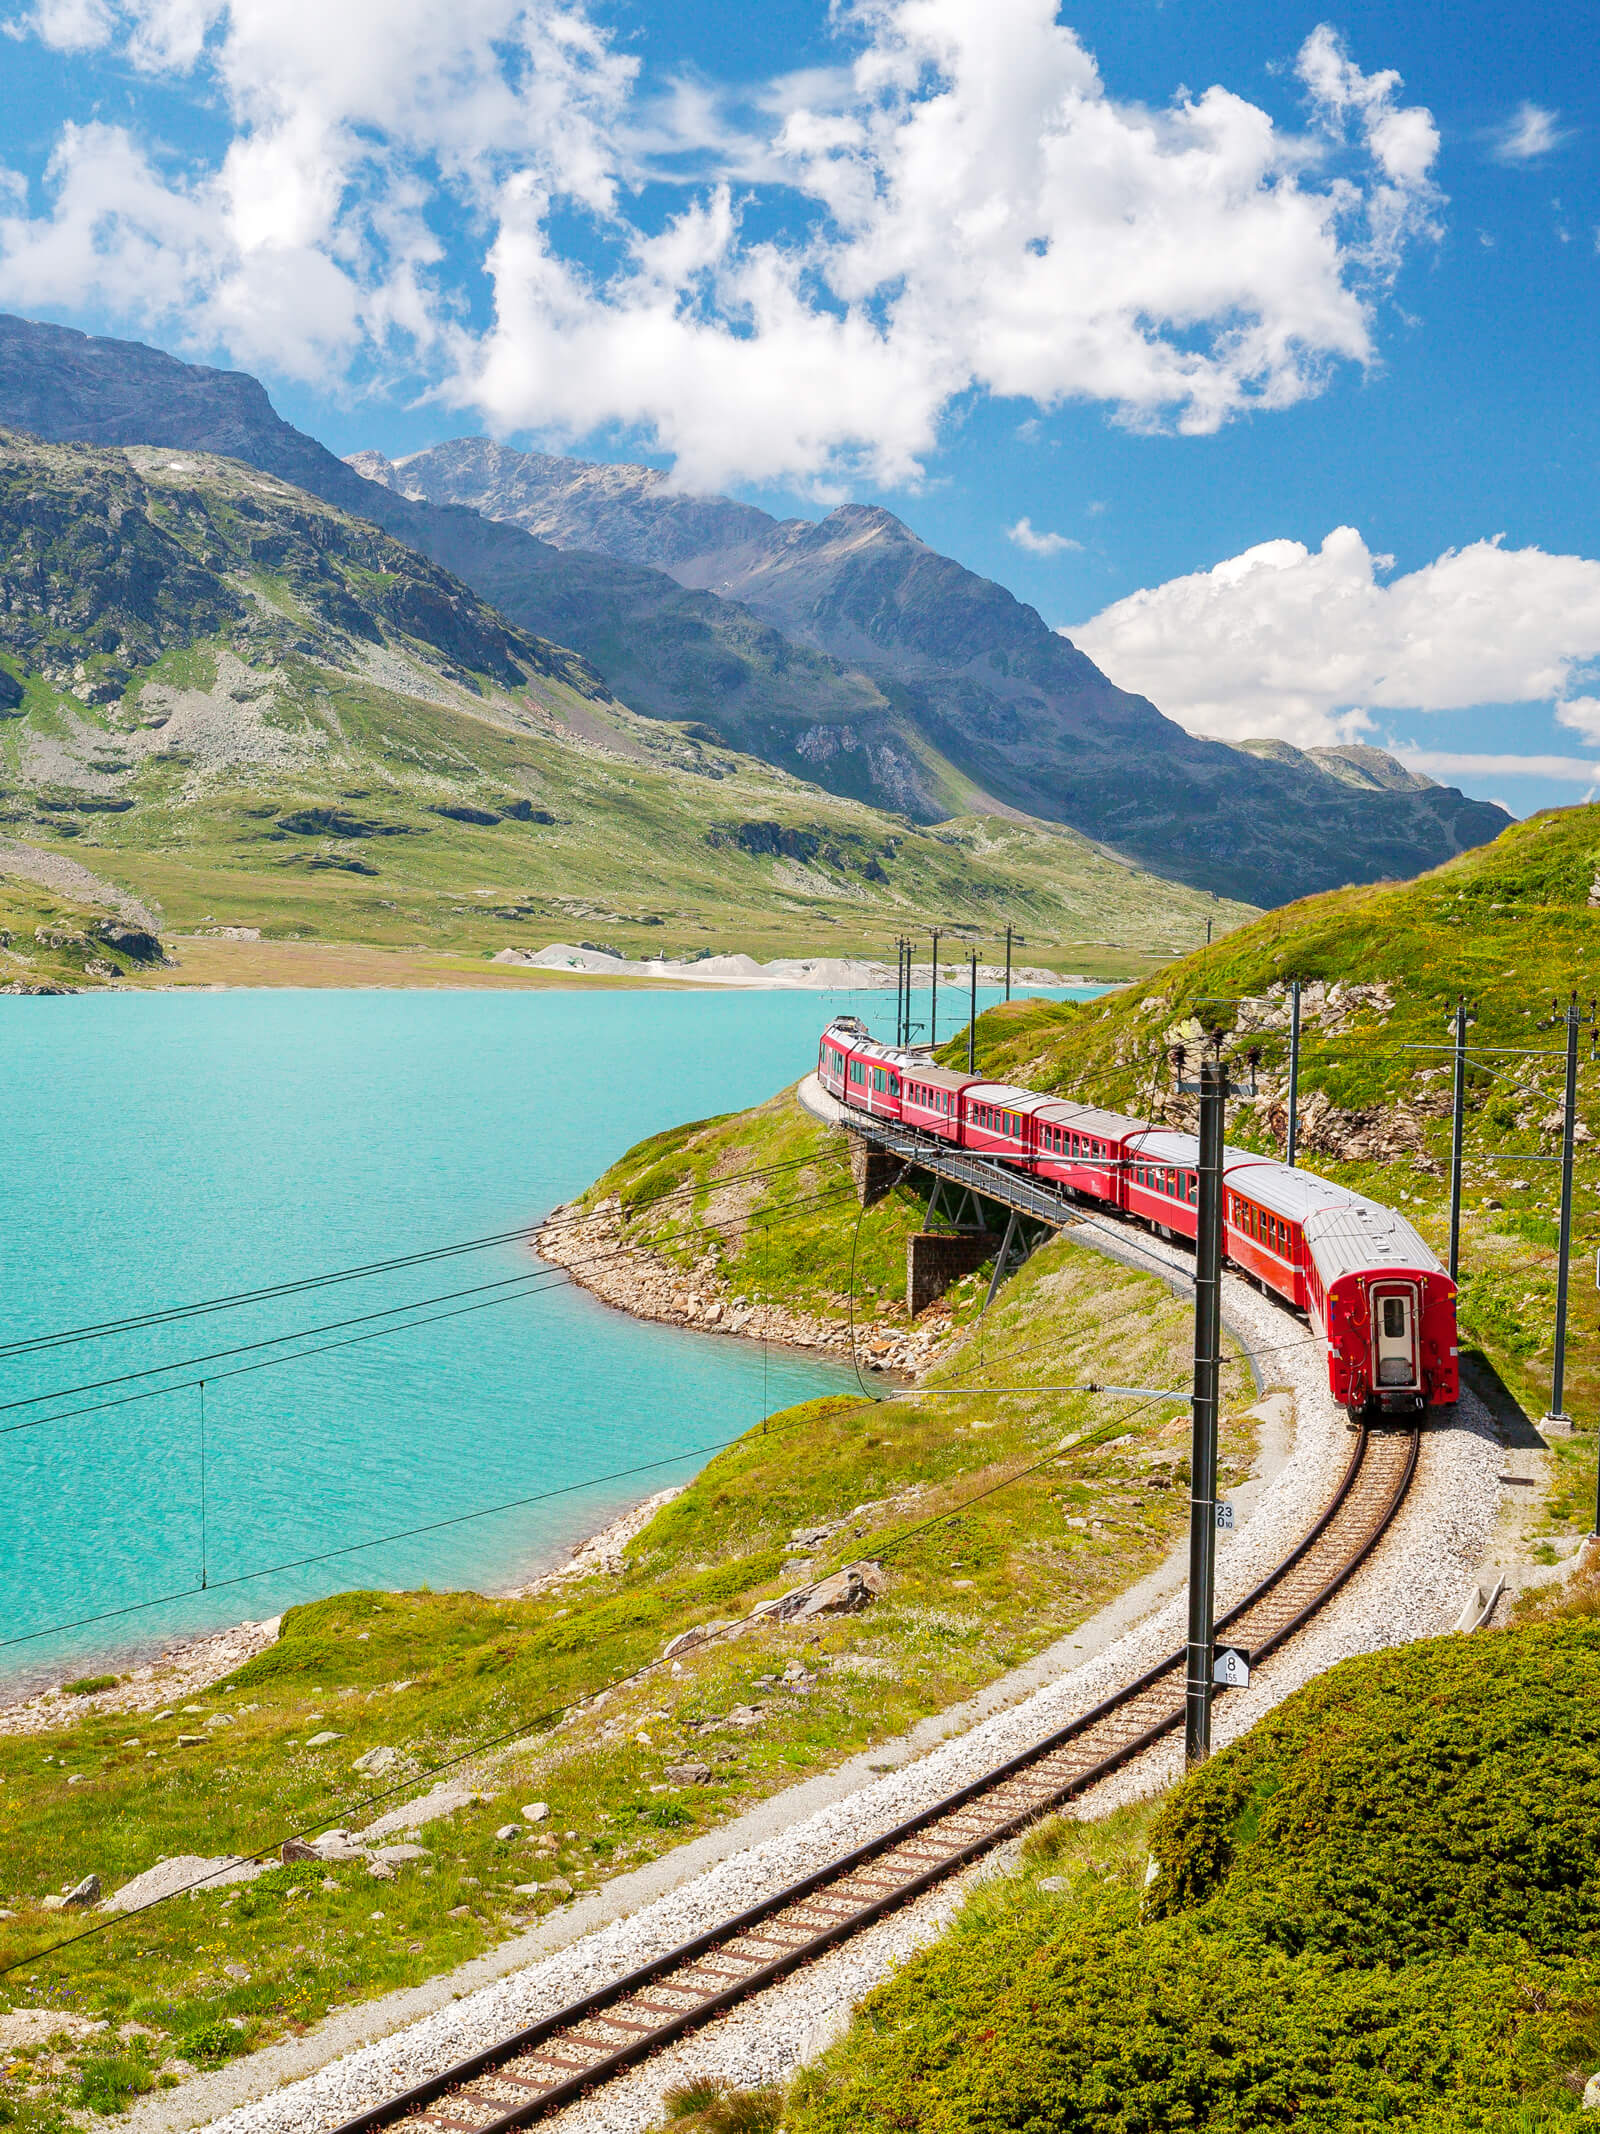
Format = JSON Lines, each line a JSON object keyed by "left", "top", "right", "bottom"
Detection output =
{"left": 818, "top": 1017, "right": 1458, "bottom": 1418}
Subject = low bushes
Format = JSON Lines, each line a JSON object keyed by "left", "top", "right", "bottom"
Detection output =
{"left": 788, "top": 1624, "right": 1600, "bottom": 2132}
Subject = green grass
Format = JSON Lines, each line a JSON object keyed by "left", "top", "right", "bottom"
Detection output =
{"left": 0, "top": 879, "right": 155, "bottom": 991}
{"left": 784, "top": 1622, "right": 1600, "bottom": 2134}
{"left": 0, "top": 1191, "right": 1258, "bottom": 2115}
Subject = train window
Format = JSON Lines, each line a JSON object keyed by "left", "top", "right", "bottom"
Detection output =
{"left": 1187, "top": 1174, "right": 1197, "bottom": 1204}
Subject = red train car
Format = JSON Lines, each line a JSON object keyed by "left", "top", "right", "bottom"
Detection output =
{"left": 816, "top": 1016, "right": 1457, "bottom": 1418}
{"left": 1035, "top": 1103, "right": 1131, "bottom": 1205}
{"left": 902, "top": 1063, "right": 980, "bottom": 1143}
{"left": 961, "top": 1081, "right": 1054, "bottom": 1164}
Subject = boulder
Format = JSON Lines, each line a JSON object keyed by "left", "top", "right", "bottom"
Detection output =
{"left": 63, "top": 1872, "right": 101, "bottom": 1908}
{"left": 92, "top": 923, "right": 164, "bottom": 965}
{"left": 1585, "top": 2072, "right": 1600, "bottom": 2112}
{"left": 718, "top": 1704, "right": 767, "bottom": 1731}
{"left": 281, "top": 1839, "right": 320, "bottom": 1862}
{"left": 663, "top": 1762, "right": 713, "bottom": 1785}
{"left": 662, "top": 1620, "right": 732, "bottom": 1660}
{"left": 351, "top": 1745, "right": 398, "bottom": 1775}
{"left": 0, "top": 2010, "right": 108, "bottom": 2048}
{"left": 305, "top": 1730, "right": 343, "bottom": 1747}
{"left": 521, "top": 1801, "right": 549, "bottom": 1823}
{"left": 766, "top": 1561, "right": 887, "bottom": 1624}
{"left": 106, "top": 1855, "right": 266, "bottom": 1908}
{"left": 494, "top": 1824, "right": 522, "bottom": 1842}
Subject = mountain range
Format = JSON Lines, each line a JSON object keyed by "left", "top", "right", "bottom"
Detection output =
{"left": 0, "top": 310, "right": 1511, "bottom": 915}
{"left": 0, "top": 426, "right": 1251, "bottom": 974}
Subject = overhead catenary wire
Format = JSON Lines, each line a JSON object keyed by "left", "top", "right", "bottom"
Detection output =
{"left": 2, "top": 1176, "right": 860, "bottom": 1437}
{"left": 0, "top": 1147, "right": 839, "bottom": 1365}
{"left": 0, "top": 1368, "right": 1186, "bottom": 1980}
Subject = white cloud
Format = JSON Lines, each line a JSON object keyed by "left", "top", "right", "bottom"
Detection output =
{"left": 1396, "top": 749, "right": 1600, "bottom": 783}
{"left": 1491, "top": 102, "right": 1569, "bottom": 164}
{"left": 1006, "top": 517, "right": 1081, "bottom": 556}
{"left": 1069, "top": 526, "right": 1600, "bottom": 744}
{"left": 0, "top": 4, "right": 1442, "bottom": 488}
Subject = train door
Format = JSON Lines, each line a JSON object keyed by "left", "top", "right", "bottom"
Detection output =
{"left": 1371, "top": 1283, "right": 1420, "bottom": 1391}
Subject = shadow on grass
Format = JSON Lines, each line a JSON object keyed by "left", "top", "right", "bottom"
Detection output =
{"left": 1460, "top": 1347, "right": 1547, "bottom": 1450}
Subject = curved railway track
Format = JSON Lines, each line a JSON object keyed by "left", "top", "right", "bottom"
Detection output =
{"left": 333, "top": 1420, "right": 1419, "bottom": 2134}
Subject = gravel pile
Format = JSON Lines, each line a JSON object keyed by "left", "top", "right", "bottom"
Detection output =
{"left": 203, "top": 1226, "right": 1503, "bottom": 2134}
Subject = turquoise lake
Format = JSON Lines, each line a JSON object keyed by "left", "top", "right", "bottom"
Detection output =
{"left": 2, "top": 980, "right": 1084, "bottom": 1689}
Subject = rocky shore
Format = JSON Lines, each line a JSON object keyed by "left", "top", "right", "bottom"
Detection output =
{"left": 0, "top": 1616, "right": 281, "bottom": 1738}
{"left": 536, "top": 1196, "right": 949, "bottom": 1378}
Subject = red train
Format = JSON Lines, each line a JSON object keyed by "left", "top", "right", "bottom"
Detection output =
{"left": 818, "top": 1018, "right": 1458, "bottom": 1418}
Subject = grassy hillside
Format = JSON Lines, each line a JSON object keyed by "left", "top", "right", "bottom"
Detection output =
{"left": 943, "top": 802, "right": 1600, "bottom": 1527}
{"left": 782, "top": 1611, "right": 1600, "bottom": 2134}
{"left": 0, "top": 873, "right": 162, "bottom": 991}
{"left": 0, "top": 433, "right": 1250, "bottom": 977}
{"left": 0, "top": 1216, "right": 1259, "bottom": 2123}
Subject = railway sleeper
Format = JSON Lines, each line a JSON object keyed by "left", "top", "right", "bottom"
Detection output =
{"left": 346, "top": 1426, "right": 1418, "bottom": 2134}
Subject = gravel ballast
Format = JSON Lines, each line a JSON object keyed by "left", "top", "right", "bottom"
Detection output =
{"left": 188, "top": 1203, "right": 1505, "bottom": 2134}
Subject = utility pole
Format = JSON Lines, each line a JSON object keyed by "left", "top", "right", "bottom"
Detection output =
{"left": 892, "top": 938, "right": 905, "bottom": 1048}
{"left": 929, "top": 927, "right": 940, "bottom": 1050}
{"left": 1544, "top": 991, "right": 1595, "bottom": 1431}
{"left": 1448, "top": 995, "right": 1468, "bottom": 1282}
{"left": 1004, "top": 924, "right": 1013, "bottom": 1002}
{"left": 1182, "top": 1046, "right": 1227, "bottom": 1763}
{"left": 1284, "top": 979, "right": 1301, "bottom": 1168}
{"left": 968, "top": 951, "right": 978, "bottom": 1075}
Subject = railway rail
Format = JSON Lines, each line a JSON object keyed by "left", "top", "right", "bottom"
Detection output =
{"left": 332, "top": 1419, "right": 1419, "bottom": 2134}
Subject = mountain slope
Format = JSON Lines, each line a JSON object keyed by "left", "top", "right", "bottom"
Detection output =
{"left": 0, "top": 314, "right": 1511, "bottom": 907}
{"left": 0, "top": 429, "right": 1250, "bottom": 966}
{"left": 364, "top": 435, "right": 1513, "bottom": 902}
{"left": 951, "top": 800, "right": 1600, "bottom": 1444}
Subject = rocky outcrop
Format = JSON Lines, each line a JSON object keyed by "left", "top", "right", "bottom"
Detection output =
{"left": 536, "top": 1196, "right": 949, "bottom": 1375}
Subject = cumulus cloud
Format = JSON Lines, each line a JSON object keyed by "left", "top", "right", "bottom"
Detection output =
{"left": 1491, "top": 102, "right": 1569, "bottom": 164}
{"left": 1006, "top": 518, "right": 1081, "bottom": 556}
{"left": 1069, "top": 526, "right": 1600, "bottom": 744}
{"left": 1397, "top": 750, "right": 1600, "bottom": 784}
{"left": 0, "top": 3, "right": 1441, "bottom": 485}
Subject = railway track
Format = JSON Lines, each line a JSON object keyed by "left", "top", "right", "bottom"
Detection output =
{"left": 332, "top": 1420, "right": 1419, "bottom": 2134}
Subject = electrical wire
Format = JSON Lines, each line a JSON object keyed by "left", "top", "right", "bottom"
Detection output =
{"left": 0, "top": 1370, "right": 1187, "bottom": 1978}
{"left": 0, "top": 1147, "right": 839, "bottom": 1365}
{"left": 1, "top": 1182, "right": 867, "bottom": 1643}
{"left": 0, "top": 1405, "right": 836, "bottom": 1656}
{"left": 3, "top": 1179, "right": 858, "bottom": 1439}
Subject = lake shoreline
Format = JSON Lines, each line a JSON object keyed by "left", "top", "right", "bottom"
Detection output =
{"left": 535, "top": 1193, "right": 942, "bottom": 1377}
{"left": 0, "top": 1484, "right": 698, "bottom": 1727}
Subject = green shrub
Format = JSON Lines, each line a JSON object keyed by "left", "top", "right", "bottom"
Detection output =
{"left": 1147, "top": 1622, "right": 1600, "bottom": 1963}
{"left": 786, "top": 1624, "right": 1600, "bottom": 2133}
{"left": 180, "top": 2019, "right": 247, "bottom": 2066}
{"left": 64, "top": 1675, "right": 119, "bottom": 1696}
{"left": 76, "top": 2054, "right": 155, "bottom": 2115}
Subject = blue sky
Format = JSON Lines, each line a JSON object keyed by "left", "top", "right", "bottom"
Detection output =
{"left": 1, "top": 0, "right": 1595, "bottom": 815}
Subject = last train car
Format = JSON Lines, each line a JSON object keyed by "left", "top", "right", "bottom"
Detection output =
{"left": 1300, "top": 1191, "right": 1458, "bottom": 1415}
